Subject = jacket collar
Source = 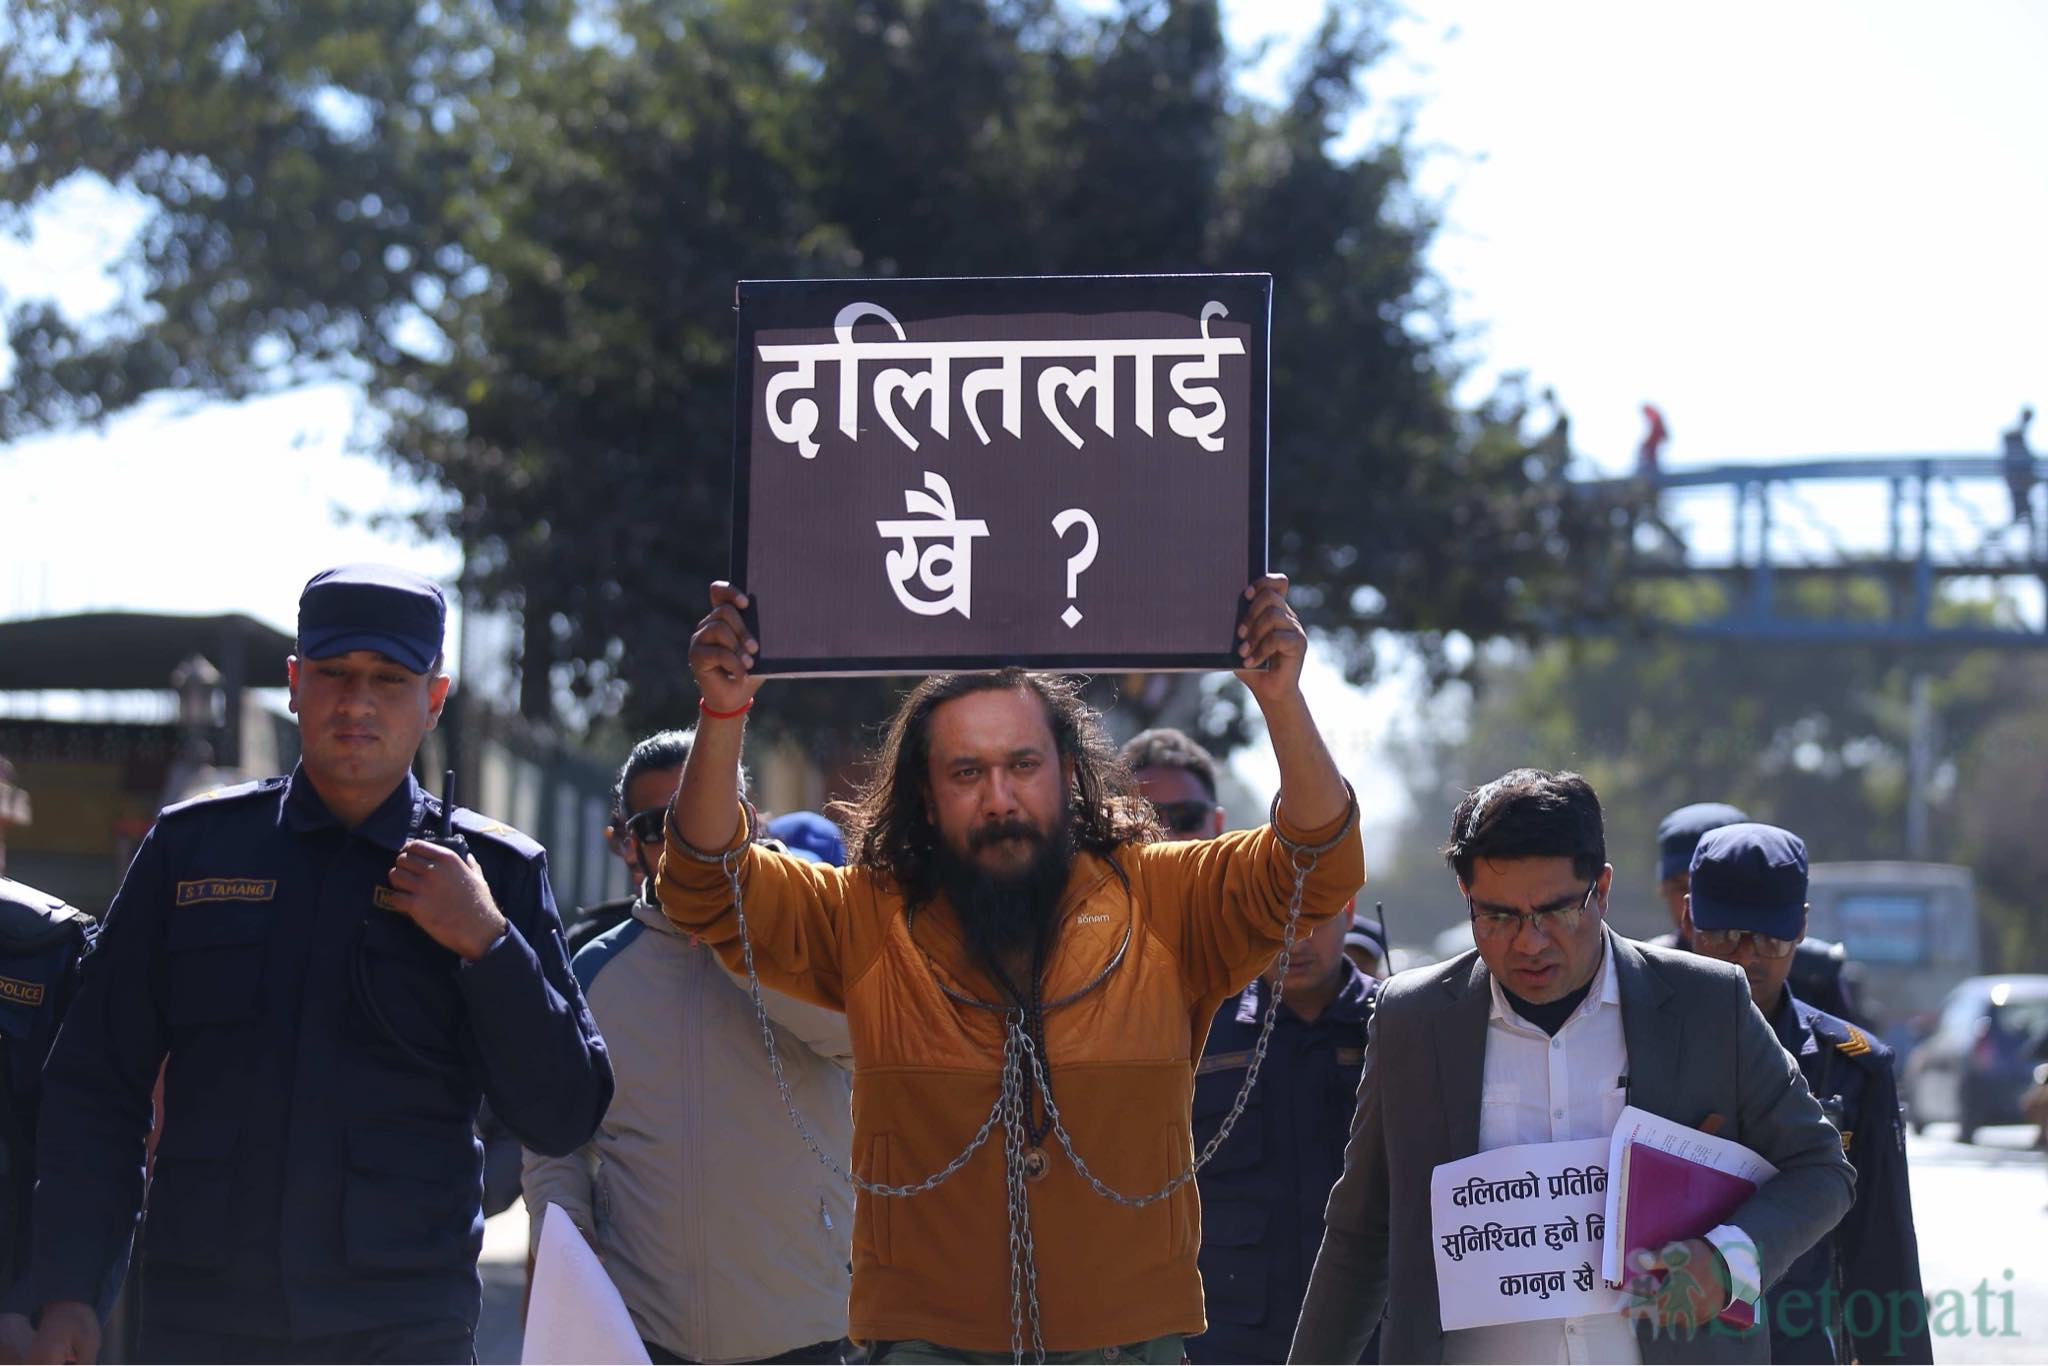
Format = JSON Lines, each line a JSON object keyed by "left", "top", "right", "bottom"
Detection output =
{"left": 282, "top": 761, "right": 423, "bottom": 852}
{"left": 633, "top": 890, "right": 693, "bottom": 939}
{"left": 907, "top": 849, "right": 1128, "bottom": 1010}
{"left": 1769, "top": 985, "right": 1821, "bottom": 1059}
{"left": 1610, "top": 928, "right": 1686, "bottom": 1120}
{"left": 1431, "top": 925, "right": 1664, "bottom": 1156}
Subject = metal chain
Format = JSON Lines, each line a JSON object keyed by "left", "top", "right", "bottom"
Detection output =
{"left": 724, "top": 851, "right": 1005, "bottom": 1198}
{"left": 693, "top": 791, "right": 1353, "bottom": 1364}
{"left": 1018, "top": 851, "right": 1316, "bottom": 1208}
{"left": 997, "top": 1018, "right": 1046, "bottom": 1364}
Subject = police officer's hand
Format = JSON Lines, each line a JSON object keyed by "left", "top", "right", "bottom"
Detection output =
{"left": 1234, "top": 574, "right": 1309, "bottom": 708}
{"left": 386, "top": 840, "right": 509, "bottom": 962}
{"left": 688, "top": 581, "right": 764, "bottom": 716}
{"left": 1625, "top": 1237, "right": 1730, "bottom": 1332}
{"left": 26, "top": 1302, "right": 97, "bottom": 1365}
{"left": 0, "top": 1311, "right": 34, "bottom": 1363}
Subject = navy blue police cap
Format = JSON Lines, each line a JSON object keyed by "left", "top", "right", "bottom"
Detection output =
{"left": 1656, "top": 801, "right": 1750, "bottom": 881}
{"left": 297, "top": 564, "right": 446, "bottom": 674}
{"left": 1688, "top": 822, "right": 1808, "bottom": 942}
{"left": 1345, "top": 918, "right": 1387, "bottom": 961}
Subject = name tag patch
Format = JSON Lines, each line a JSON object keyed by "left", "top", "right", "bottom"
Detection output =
{"left": 372, "top": 886, "right": 402, "bottom": 912}
{"left": 175, "top": 878, "right": 278, "bottom": 906}
{"left": 0, "top": 976, "right": 45, "bottom": 1007}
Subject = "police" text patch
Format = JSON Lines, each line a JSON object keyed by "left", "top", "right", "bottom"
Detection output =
{"left": 0, "top": 976, "right": 45, "bottom": 1007}
{"left": 175, "top": 878, "right": 279, "bottom": 906}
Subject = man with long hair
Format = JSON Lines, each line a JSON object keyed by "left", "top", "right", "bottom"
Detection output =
{"left": 658, "top": 575, "right": 1362, "bottom": 1363}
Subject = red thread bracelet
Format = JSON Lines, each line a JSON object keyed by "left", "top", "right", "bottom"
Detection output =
{"left": 698, "top": 697, "right": 754, "bottom": 721}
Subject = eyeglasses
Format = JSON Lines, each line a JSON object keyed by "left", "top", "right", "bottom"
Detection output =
{"left": 613, "top": 806, "right": 668, "bottom": 850}
{"left": 1151, "top": 800, "right": 1216, "bottom": 836}
{"left": 1692, "top": 927, "right": 1797, "bottom": 960}
{"left": 1468, "top": 882, "right": 1598, "bottom": 941}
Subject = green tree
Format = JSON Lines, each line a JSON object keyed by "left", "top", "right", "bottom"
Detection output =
{"left": 3, "top": 0, "right": 1630, "bottom": 750}
{"left": 1388, "top": 626, "right": 2048, "bottom": 968}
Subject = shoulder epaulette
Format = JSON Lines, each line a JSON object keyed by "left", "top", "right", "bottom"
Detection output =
{"left": 449, "top": 806, "right": 544, "bottom": 858}
{"left": 158, "top": 776, "right": 288, "bottom": 819}
{"left": 0, "top": 878, "right": 94, "bottom": 954}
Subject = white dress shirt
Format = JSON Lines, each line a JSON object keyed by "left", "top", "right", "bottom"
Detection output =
{"left": 1442, "top": 938, "right": 1638, "bottom": 1365}
{"left": 1440, "top": 940, "right": 1760, "bottom": 1365}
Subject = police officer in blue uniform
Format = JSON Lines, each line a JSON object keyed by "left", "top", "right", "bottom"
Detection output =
{"left": 1685, "top": 824, "right": 1930, "bottom": 1365}
{"left": 1121, "top": 727, "right": 1377, "bottom": 1363}
{"left": 1649, "top": 802, "right": 1867, "bottom": 1027}
{"left": 1189, "top": 900, "right": 1375, "bottom": 1364}
{"left": 28, "top": 565, "right": 613, "bottom": 1365}
{"left": 0, "top": 878, "right": 97, "bottom": 1360}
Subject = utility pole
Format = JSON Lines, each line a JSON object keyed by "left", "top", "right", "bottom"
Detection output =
{"left": 1905, "top": 672, "right": 1934, "bottom": 860}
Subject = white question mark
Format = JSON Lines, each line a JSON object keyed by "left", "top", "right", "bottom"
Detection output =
{"left": 1051, "top": 508, "right": 1099, "bottom": 628}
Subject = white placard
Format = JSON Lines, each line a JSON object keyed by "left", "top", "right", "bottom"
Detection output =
{"left": 522, "top": 1203, "right": 652, "bottom": 1365}
{"left": 1430, "top": 1137, "right": 1631, "bottom": 1331}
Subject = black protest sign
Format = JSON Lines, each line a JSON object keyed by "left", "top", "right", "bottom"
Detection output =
{"left": 732, "top": 274, "right": 1269, "bottom": 675}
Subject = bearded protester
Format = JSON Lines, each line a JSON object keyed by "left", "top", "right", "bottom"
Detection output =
{"left": 657, "top": 575, "right": 1363, "bottom": 1364}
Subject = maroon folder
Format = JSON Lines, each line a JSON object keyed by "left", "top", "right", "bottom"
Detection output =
{"left": 1615, "top": 1141, "right": 1759, "bottom": 1329}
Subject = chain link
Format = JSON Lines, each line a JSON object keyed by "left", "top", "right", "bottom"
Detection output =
{"left": 1017, "top": 855, "right": 1313, "bottom": 1209}
{"left": 726, "top": 852, "right": 1004, "bottom": 1197}
{"left": 709, "top": 799, "right": 1346, "bottom": 1365}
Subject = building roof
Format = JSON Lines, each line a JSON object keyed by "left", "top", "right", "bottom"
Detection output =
{"left": 0, "top": 613, "right": 294, "bottom": 691}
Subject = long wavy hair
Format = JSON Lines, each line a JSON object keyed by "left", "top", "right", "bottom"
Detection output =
{"left": 833, "top": 669, "right": 1160, "bottom": 905}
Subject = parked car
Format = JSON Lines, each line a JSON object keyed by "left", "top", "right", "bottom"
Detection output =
{"left": 1904, "top": 975, "right": 2048, "bottom": 1143}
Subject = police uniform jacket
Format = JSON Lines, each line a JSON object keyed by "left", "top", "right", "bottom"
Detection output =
{"left": 32, "top": 766, "right": 613, "bottom": 1341}
{"left": 0, "top": 879, "right": 95, "bottom": 1315}
{"left": 1189, "top": 959, "right": 1376, "bottom": 1364}
{"left": 1765, "top": 989, "right": 1930, "bottom": 1365}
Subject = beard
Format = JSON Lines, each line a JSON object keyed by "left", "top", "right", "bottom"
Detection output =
{"left": 930, "top": 812, "right": 1076, "bottom": 1002}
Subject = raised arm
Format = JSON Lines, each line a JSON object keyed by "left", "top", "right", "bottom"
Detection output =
{"left": 1141, "top": 575, "right": 1363, "bottom": 996}
{"left": 1236, "top": 574, "right": 1346, "bottom": 831}
{"left": 676, "top": 581, "right": 764, "bottom": 852}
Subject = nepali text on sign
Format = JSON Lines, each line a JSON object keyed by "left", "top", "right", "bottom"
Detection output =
{"left": 731, "top": 274, "right": 1270, "bottom": 675}
{"left": 1430, "top": 1137, "right": 1630, "bottom": 1332}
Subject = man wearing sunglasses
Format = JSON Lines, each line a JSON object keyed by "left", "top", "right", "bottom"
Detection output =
{"left": 1122, "top": 728, "right": 1227, "bottom": 842}
{"left": 566, "top": 732, "right": 695, "bottom": 956}
{"left": 1293, "top": 768, "right": 1854, "bottom": 1364}
{"left": 1684, "top": 824, "right": 1928, "bottom": 1364}
{"left": 1651, "top": 802, "right": 1868, "bottom": 1029}
{"left": 526, "top": 728, "right": 856, "bottom": 1364}
{"left": 1122, "top": 728, "right": 1373, "bottom": 1364}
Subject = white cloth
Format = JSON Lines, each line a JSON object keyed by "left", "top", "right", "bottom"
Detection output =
{"left": 1443, "top": 942, "right": 1639, "bottom": 1365}
{"left": 523, "top": 1203, "right": 652, "bottom": 1365}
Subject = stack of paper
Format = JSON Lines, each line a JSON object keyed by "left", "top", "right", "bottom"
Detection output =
{"left": 1601, "top": 1106, "right": 1778, "bottom": 1328}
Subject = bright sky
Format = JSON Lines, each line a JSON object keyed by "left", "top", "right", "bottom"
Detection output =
{"left": 3, "top": 0, "right": 2045, "bottom": 862}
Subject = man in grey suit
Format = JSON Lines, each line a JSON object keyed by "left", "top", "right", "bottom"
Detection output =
{"left": 1290, "top": 769, "right": 1854, "bottom": 1364}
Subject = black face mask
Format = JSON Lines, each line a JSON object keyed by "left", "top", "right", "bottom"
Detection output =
{"left": 930, "top": 812, "right": 1076, "bottom": 1003}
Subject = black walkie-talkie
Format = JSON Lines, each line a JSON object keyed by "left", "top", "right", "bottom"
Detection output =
{"left": 430, "top": 766, "right": 471, "bottom": 861}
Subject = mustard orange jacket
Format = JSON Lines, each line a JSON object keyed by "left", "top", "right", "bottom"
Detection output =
{"left": 656, "top": 804, "right": 1363, "bottom": 1353}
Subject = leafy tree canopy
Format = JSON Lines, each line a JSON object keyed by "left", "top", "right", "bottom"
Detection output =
{"left": 3, "top": 0, "right": 1632, "bottom": 749}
